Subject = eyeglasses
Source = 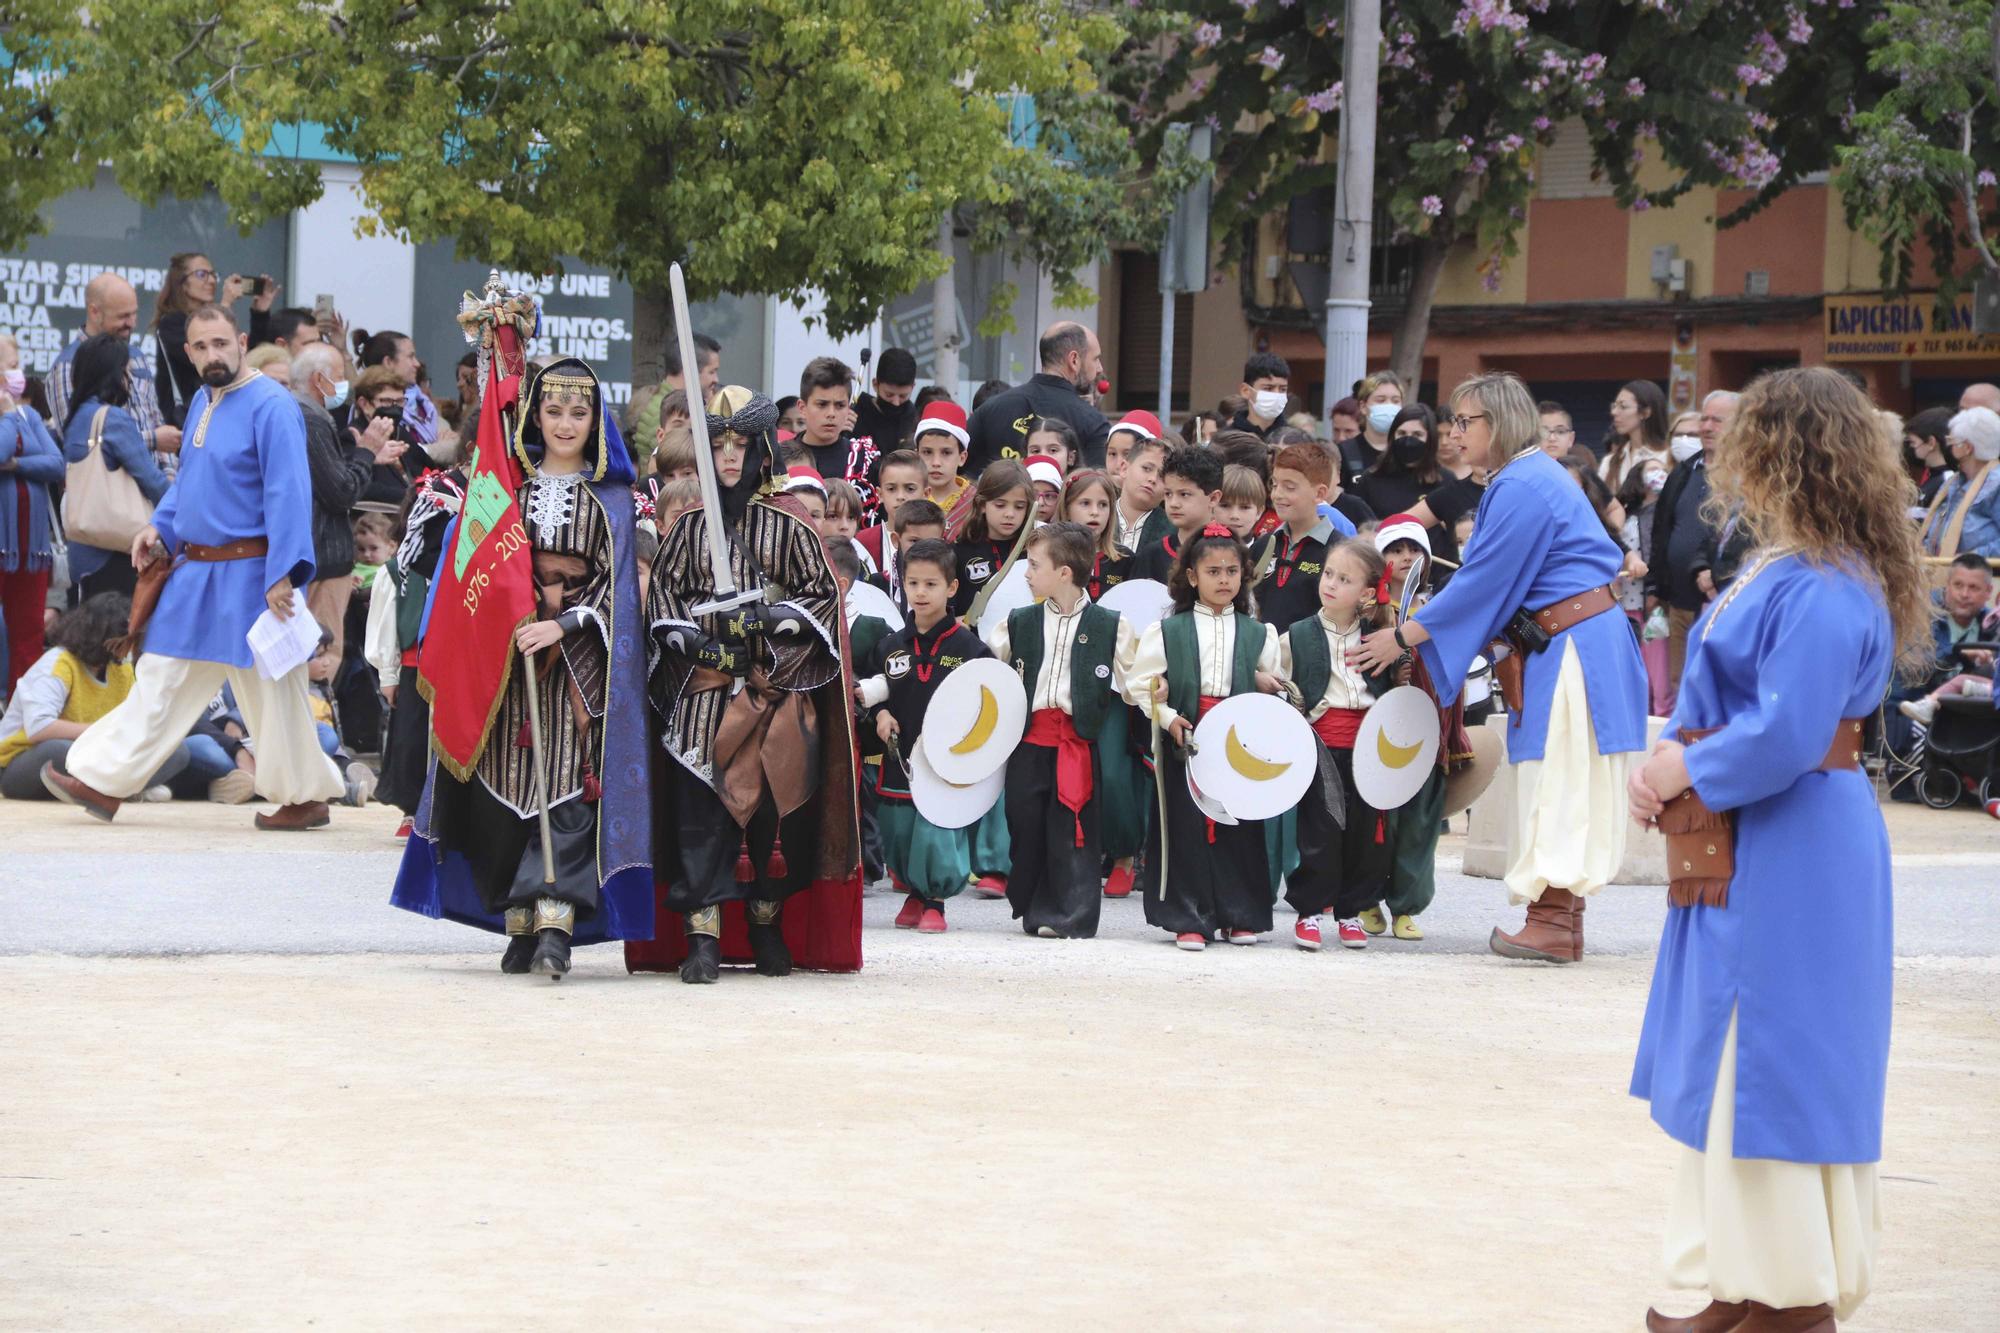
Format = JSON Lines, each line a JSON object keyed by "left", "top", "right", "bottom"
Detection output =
{"left": 188, "top": 268, "right": 217, "bottom": 281}
{"left": 1541, "top": 424, "right": 1574, "bottom": 438}
{"left": 1448, "top": 413, "right": 1489, "bottom": 432}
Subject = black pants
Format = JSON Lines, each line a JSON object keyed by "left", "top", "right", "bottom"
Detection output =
{"left": 668, "top": 773, "right": 819, "bottom": 914}
{"left": 1286, "top": 745, "right": 1391, "bottom": 919}
{"left": 859, "top": 770, "right": 886, "bottom": 883}
{"left": 377, "top": 682, "right": 432, "bottom": 815}
{"left": 1003, "top": 744, "right": 1102, "bottom": 938}
{"left": 1140, "top": 749, "right": 1272, "bottom": 937}
{"left": 464, "top": 779, "right": 601, "bottom": 918}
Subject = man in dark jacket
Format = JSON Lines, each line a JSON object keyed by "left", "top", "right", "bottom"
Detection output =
{"left": 965, "top": 321, "right": 1110, "bottom": 474}
{"left": 852, "top": 346, "right": 919, "bottom": 451}
{"left": 1647, "top": 389, "right": 1736, "bottom": 700}
{"left": 294, "top": 341, "right": 385, "bottom": 660}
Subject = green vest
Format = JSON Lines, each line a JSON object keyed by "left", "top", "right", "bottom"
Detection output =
{"left": 1286, "top": 617, "right": 1332, "bottom": 713}
{"left": 1006, "top": 601, "right": 1122, "bottom": 740}
{"left": 848, "top": 613, "right": 891, "bottom": 673}
{"left": 390, "top": 558, "right": 430, "bottom": 652}
{"left": 1161, "top": 610, "right": 1265, "bottom": 724}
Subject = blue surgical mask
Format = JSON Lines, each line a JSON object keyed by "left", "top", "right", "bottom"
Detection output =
{"left": 1367, "top": 403, "right": 1400, "bottom": 435}
{"left": 325, "top": 378, "right": 350, "bottom": 410}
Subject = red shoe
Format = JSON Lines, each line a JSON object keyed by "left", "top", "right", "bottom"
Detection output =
{"left": 1988, "top": 798, "right": 2000, "bottom": 820}
{"left": 972, "top": 874, "right": 1008, "bottom": 899}
{"left": 394, "top": 815, "right": 414, "bottom": 839}
{"left": 1103, "top": 865, "right": 1134, "bottom": 898}
{"left": 894, "top": 894, "right": 924, "bottom": 929}
{"left": 1226, "top": 929, "right": 1258, "bottom": 946}
{"left": 1335, "top": 918, "right": 1368, "bottom": 949}
{"left": 918, "top": 906, "right": 947, "bottom": 934}
{"left": 1293, "top": 916, "right": 1322, "bottom": 951}
{"left": 1174, "top": 932, "right": 1207, "bottom": 952}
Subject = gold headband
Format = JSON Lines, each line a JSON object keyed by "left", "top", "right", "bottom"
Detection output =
{"left": 540, "top": 372, "right": 595, "bottom": 392}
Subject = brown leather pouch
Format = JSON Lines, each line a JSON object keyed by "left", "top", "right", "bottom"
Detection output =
{"left": 1660, "top": 790, "right": 1734, "bottom": 908}
{"left": 109, "top": 555, "right": 177, "bottom": 661}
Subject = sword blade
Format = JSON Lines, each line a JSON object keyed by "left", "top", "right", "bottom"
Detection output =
{"left": 669, "top": 262, "right": 739, "bottom": 605}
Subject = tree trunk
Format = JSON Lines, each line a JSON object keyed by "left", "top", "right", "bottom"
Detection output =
{"left": 631, "top": 283, "right": 670, "bottom": 393}
{"left": 1388, "top": 235, "right": 1452, "bottom": 392}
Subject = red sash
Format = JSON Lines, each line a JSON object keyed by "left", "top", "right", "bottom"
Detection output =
{"left": 1195, "top": 695, "right": 1225, "bottom": 843}
{"left": 1311, "top": 707, "right": 1366, "bottom": 748}
{"left": 1023, "top": 707, "right": 1093, "bottom": 846}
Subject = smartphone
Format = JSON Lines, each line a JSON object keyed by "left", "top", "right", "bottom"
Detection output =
{"left": 252, "top": 276, "right": 268, "bottom": 297}
{"left": 314, "top": 293, "right": 336, "bottom": 324}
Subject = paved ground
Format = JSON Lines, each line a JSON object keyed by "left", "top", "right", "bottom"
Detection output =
{"left": 2, "top": 796, "right": 1995, "bottom": 1329}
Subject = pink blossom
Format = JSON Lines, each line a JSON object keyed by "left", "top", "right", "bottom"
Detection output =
{"left": 1258, "top": 45, "right": 1285, "bottom": 71}
{"left": 1422, "top": 195, "right": 1444, "bottom": 217}
{"left": 1194, "top": 21, "right": 1222, "bottom": 47}
{"left": 1786, "top": 8, "right": 1814, "bottom": 41}
{"left": 1533, "top": 115, "right": 1552, "bottom": 132}
{"left": 1979, "top": 170, "right": 1998, "bottom": 188}
{"left": 1306, "top": 83, "right": 1344, "bottom": 113}
{"left": 1625, "top": 78, "right": 1645, "bottom": 97}
{"left": 1634, "top": 198, "right": 1652, "bottom": 211}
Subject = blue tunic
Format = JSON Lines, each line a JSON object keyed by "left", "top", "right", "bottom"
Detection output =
{"left": 1630, "top": 554, "right": 1894, "bottom": 1163}
{"left": 147, "top": 375, "right": 316, "bottom": 668}
{"left": 1412, "top": 449, "right": 1648, "bottom": 760}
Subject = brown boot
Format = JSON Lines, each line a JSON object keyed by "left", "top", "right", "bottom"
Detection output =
{"left": 1733, "top": 1302, "right": 1835, "bottom": 1332}
{"left": 254, "top": 801, "right": 331, "bottom": 831}
{"left": 1646, "top": 1300, "right": 1751, "bottom": 1333}
{"left": 40, "top": 762, "right": 122, "bottom": 822}
{"left": 1571, "top": 890, "right": 1586, "bottom": 959}
{"left": 1488, "top": 888, "right": 1579, "bottom": 962}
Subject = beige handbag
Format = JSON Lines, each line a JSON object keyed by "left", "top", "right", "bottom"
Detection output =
{"left": 62, "top": 405, "right": 154, "bottom": 550}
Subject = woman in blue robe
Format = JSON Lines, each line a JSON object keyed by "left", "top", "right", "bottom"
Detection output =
{"left": 1628, "top": 368, "right": 1930, "bottom": 1333}
{"left": 1352, "top": 371, "right": 1648, "bottom": 961}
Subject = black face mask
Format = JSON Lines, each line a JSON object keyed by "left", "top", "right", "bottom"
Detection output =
{"left": 1391, "top": 436, "right": 1428, "bottom": 466}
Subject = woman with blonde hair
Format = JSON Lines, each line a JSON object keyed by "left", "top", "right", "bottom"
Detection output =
{"left": 1350, "top": 371, "right": 1648, "bottom": 962}
{"left": 1628, "top": 367, "right": 1925, "bottom": 1333}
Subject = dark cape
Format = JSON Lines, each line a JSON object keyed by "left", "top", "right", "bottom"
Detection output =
{"left": 391, "top": 396, "right": 655, "bottom": 945}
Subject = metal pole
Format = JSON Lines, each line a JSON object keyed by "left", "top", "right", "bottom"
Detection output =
{"left": 521, "top": 650, "right": 556, "bottom": 885}
{"left": 1324, "top": 0, "right": 1381, "bottom": 431}
{"left": 934, "top": 218, "right": 960, "bottom": 399}
{"left": 1158, "top": 288, "right": 1175, "bottom": 424}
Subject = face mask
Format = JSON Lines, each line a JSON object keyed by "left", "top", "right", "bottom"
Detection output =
{"left": 1644, "top": 468, "right": 1668, "bottom": 493}
{"left": 1, "top": 370, "right": 23, "bottom": 396}
{"left": 325, "top": 378, "right": 350, "bottom": 410}
{"left": 1390, "top": 435, "right": 1427, "bottom": 465}
{"left": 1367, "top": 403, "right": 1400, "bottom": 435}
{"left": 1668, "top": 434, "right": 1701, "bottom": 464}
{"left": 1253, "top": 389, "right": 1289, "bottom": 421}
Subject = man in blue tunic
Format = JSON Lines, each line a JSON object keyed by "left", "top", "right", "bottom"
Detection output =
{"left": 44, "top": 305, "right": 346, "bottom": 828}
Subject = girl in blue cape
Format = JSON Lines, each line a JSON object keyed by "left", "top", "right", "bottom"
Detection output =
{"left": 1627, "top": 368, "right": 1926, "bottom": 1333}
{"left": 391, "top": 358, "right": 653, "bottom": 979}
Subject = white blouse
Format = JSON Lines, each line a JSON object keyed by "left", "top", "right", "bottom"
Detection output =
{"left": 1124, "top": 603, "right": 1280, "bottom": 729}
{"left": 1277, "top": 611, "right": 1376, "bottom": 719}
{"left": 986, "top": 594, "right": 1137, "bottom": 716}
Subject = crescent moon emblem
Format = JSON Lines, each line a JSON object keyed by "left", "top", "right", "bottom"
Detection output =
{"left": 1376, "top": 727, "right": 1424, "bottom": 769}
{"left": 1225, "top": 725, "right": 1292, "bottom": 782}
{"left": 949, "top": 685, "right": 999, "bottom": 754}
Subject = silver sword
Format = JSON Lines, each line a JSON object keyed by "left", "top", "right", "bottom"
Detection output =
{"left": 670, "top": 261, "right": 764, "bottom": 618}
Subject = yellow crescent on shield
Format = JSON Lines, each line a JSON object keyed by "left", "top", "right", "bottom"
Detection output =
{"left": 1225, "top": 726, "right": 1292, "bottom": 782}
{"left": 949, "top": 685, "right": 999, "bottom": 755}
{"left": 1376, "top": 727, "right": 1424, "bottom": 769}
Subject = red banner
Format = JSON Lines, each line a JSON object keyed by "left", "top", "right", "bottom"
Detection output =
{"left": 416, "top": 338, "right": 537, "bottom": 779}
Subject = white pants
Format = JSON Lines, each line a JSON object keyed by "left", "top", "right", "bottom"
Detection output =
{"left": 1664, "top": 1009, "right": 1880, "bottom": 1320}
{"left": 1506, "top": 639, "right": 1632, "bottom": 903}
{"left": 66, "top": 653, "right": 346, "bottom": 807}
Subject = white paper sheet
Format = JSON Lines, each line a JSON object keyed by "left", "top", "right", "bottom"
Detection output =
{"left": 247, "top": 588, "right": 324, "bottom": 680}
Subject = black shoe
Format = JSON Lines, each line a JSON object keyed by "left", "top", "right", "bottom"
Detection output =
{"left": 530, "top": 928, "right": 571, "bottom": 981}
{"left": 679, "top": 932, "right": 721, "bottom": 984}
{"left": 501, "top": 934, "right": 537, "bottom": 974}
{"left": 747, "top": 920, "right": 793, "bottom": 977}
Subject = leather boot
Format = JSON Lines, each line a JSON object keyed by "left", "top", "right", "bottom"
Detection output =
{"left": 1571, "top": 891, "right": 1586, "bottom": 959}
{"left": 529, "top": 927, "right": 571, "bottom": 980}
{"left": 680, "top": 930, "right": 722, "bottom": 984}
{"left": 1646, "top": 1300, "right": 1750, "bottom": 1333}
{"left": 746, "top": 900, "right": 792, "bottom": 976}
{"left": 500, "top": 936, "right": 537, "bottom": 974}
{"left": 1488, "top": 888, "right": 1579, "bottom": 962}
{"left": 1732, "top": 1302, "right": 1836, "bottom": 1332}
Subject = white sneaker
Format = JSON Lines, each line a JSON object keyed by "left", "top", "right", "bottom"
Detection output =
{"left": 139, "top": 785, "right": 173, "bottom": 803}
{"left": 1898, "top": 697, "right": 1937, "bottom": 726}
{"left": 344, "top": 761, "right": 378, "bottom": 808}
{"left": 207, "top": 769, "right": 255, "bottom": 804}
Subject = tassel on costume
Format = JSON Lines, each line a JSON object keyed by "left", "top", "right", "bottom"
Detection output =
{"left": 1658, "top": 790, "right": 1734, "bottom": 909}
{"left": 735, "top": 839, "right": 756, "bottom": 884}
{"left": 581, "top": 768, "right": 602, "bottom": 803}
{"left": 1375, "top": 813, "right": 1386, "bottom": 845}
{"left": 765, "top": 835, "right": 788, "bottom": 880}
{"left": 516, "top": 719, "right": 533, "bottom": 748}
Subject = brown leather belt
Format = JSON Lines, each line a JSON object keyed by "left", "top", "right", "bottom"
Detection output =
{"left": 1527, "top": 583, "right": 1617, "bottom": 638}
{"left": 1662, "top": 717, "right": 1867, "bottom": 908}
{"left": 184, "top": 537, "right": 269, "bottom": 562}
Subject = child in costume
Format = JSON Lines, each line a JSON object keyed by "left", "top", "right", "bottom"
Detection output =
{"left": 1111, "top": 433, "right": 1170, "bottom": 554}
{"left": 912, "top": 402, "right": 975, "bottom": 536}
{"left": 987, "top": 522, "right": 1136, "bottom": 938}
{"left": 1025, "top": 453, "right": 1065, "bottom": 524}
{"left": 1061, "top": 468, "right": 1146, "bottom": 898}
{"left": 1359, "top": 515, "right": 1475, "bottom": 942}
{"left": 855, "top": 539, "right": 993, "bottom": 934}
{"left": 1281, "top": 537, "right": 1394, "bottom": 951}
{"left": 1060, "top": 470, "right": 1130, "bottom": 601}
{"left": 854, "top": 449, "right": 927, "bottom": 577}
{"left": 640, "top": 386, "right": 862, "bottom": 984}
{"left": 1250, "top": 443, "right": 1340, "bottom": 631}
{"left": 1124, "top": 524, "right": 1284, "bottom": 950}
{"left": 1129, "top": 445, "right": 1223, "bottom": 584}
{"left": 391, "top": 358, "right": 653, "bottom": 980}
{"left": 1218, "top": 464, "right": 1268, "bottom": 542}
{"left": 831, "top": 540, "right": 891, "bottom": 888}
{"left": 951, "top": 460, "right": 1035, "bottom": 622}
